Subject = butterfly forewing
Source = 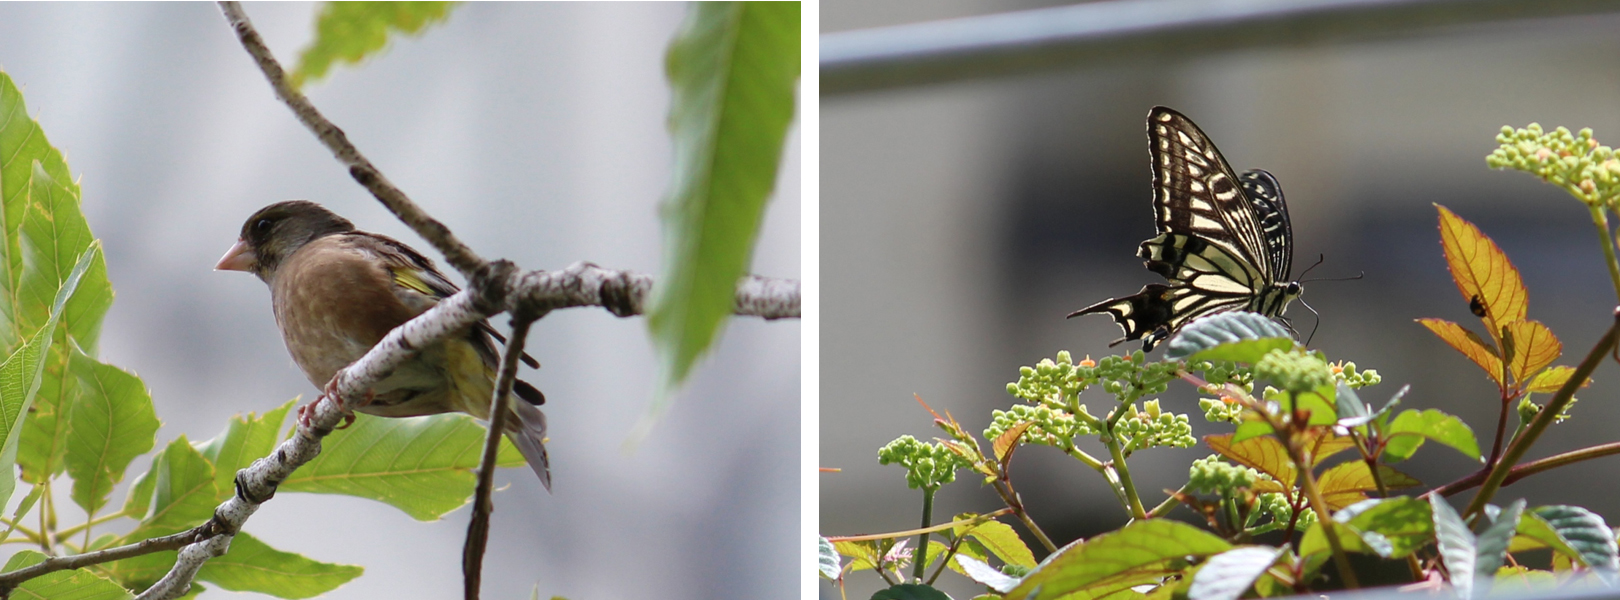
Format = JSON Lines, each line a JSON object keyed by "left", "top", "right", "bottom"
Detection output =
{"left": 1070, "top": 107, "right": 1301, "bottom": 351}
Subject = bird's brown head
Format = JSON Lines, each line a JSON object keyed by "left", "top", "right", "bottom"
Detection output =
{"left": 215, "top": 200, "right": 355, "bottom": 281}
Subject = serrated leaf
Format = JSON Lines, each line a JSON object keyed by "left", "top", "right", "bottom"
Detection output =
{"left": 1204, "top": 434, "right": 1295, "bottom": 487}
{"left": 1475, "top": 499, "right": 1525, "bottom": 585}
{"left": 196, "top": 531, "right": 363, "bottom": 598}
{"left": 122, "top": 436, "right": 218, "bottom": 542}
{"left": 1382, "top": 409, "right": 1481, "bottom": 462}
{"left": 1526, "top": 365, "right": 1586, "bottom": 395}
{"left": 819, "top": 537, "right": 842, "bottom": 580}
{"left": 1188, "top": 546, "right": 1283, "bottom": 600}
{"left": 279, "top": 413, "right": 524, "bottom": 521}
{"left": 1510, "top": 511, "right": 1575, "bottom": 556}
{"left": 16, "top": 171, "right": 113, "bottom": 485}
{"left": 1004, "top": 520, "right": 1232, "bottom": 600}
{"left": 1436, "top": 204, "right": 1527, "bottom": 338}
{"left": 1316, "top": 462, "right": 1420, "bottom": 510}
{"left": 0, "top": 71, "right": 78, "bottom": 353}
{"left": 834, "top": 540, "right": 882, "bottom": 572}
{"left": 1164, "top": 312, "right": 1294, "bottom": 362}
{"left": 993, "top": 421, "right": 1033, "bottom": 463}
{"left": 1339, "top": 496, "right": 1432, "bottom": 559}
{"left": 1491, "top": 565, "right": 1558, "bottom": 595}
{"left": 1504, "top": 321, "right": 1559, "bottom": 384}
{"left": 1430, "top": 494, "right": 1477, "bottom": 599}
{"left": 0, "top": 243, "right": 94, "bottom": 508}
{"left": 1417, "top": 318, "right": 1502, "bottom": 384}
{"left": 956, "top": 554, "right": 1020, "bottom": 593}
{"left": 956, "top": 518, "right": 1036, "bottom": 568}
{"left": 1531, "top": 505, "right": 1619, "bottom": 572}
{"left": 195, "top": 399, "right": 295, "bottom": 503}
{"left": 4, "top": 550, "right": 133, "bottom": 599}
{"left": 65, "top": 347, "right": 160, "bottom": 517}
{"left": 647, "top": 1, "right": 799, "bottom": 420}
{"left": 291, "top": 1, "right": 459, "bottom": 87}
{"left": 873, "top": 584, "right": 953, "bottom": 600}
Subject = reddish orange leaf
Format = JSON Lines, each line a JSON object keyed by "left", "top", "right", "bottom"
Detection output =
{"left": 1205, "top": 434, "right": 1296, "bottom": 486}
{"left": 1316, "top": 462, "right": 1421, "bottom": 510}
{"left": 1436, "top": 204, "right": 1528, "bottom": 335}
{"left": 1308, "top": 434, "right": 1357, "bottom": 468}
{"left": 1418, "top": 318, "right": 1504, "bottom": 384}
{"left": 993, "top": 421, "right": 1034, "bottom": 463}
{"left": 1504, "top": 320, "right": 1561, "bottom": 384}
{"left": 1527, "top": 365, "right": 1589, "bottom": 394}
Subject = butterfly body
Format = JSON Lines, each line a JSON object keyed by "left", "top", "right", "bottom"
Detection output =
{"left": 1071, "top": 107, "right": 1302, "bottom": 351}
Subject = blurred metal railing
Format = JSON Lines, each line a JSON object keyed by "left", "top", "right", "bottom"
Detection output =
{"left": 823, "top": 0, "right": 1620, "bottom": 96}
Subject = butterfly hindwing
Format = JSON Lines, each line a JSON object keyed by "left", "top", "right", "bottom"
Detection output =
{"left": 1070, "top": 107, "right": 1301, "bottom": 351}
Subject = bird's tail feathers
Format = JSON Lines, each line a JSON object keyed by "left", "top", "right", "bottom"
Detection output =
{"left": 506, "top": 401, "right": 552, "bottom": 492}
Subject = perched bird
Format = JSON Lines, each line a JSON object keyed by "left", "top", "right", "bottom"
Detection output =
{"left": 216, "top": 200, "right": 552, "bottom": 491}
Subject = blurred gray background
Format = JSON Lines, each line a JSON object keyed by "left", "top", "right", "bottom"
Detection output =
{"left": 823, "top": 2, "right": 1620, "bottom": 598}
{"left": 0, "top": 2, "right": 799, "bottom": 598}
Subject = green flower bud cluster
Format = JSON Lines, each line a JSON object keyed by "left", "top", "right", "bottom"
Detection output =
{"left": 1257, "top": 492, "right": 1314, "bottom": 530}
{"left": 1005, "top": 350, "right": 1091, "bottom": 409}
{"left": 1198, "top": 396, "right": 1244, "bottom": 424}
{"left": 1331, "top": 361, "right": 1381, "bottom": 389}
{"left": 984, "top": 404, "right": 1098, "bottom": 448}
{"left": 1188, "top": 455, "right": 1264, "bottom": 495}
{"left": 1487, "top": 123, "right": 1620, "bottom": 208}
{"left": 1517, "top": 396, "right": 1576, "bottom": 425}
{"left": 878, "top": 435, "right": 971, "bottom": 490}
{"left": 1254, "top": 349, "right": 1333, "bottom": 394}
{"left": 1115, "top": 400, "right": 1196, "bottom": 450}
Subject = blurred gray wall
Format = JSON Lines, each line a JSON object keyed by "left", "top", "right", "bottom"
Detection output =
{"left": 823, "top": 2, "right": 1620, "bottom": 598}
{"left": 0, "top": 2, "right": 799, "bottom": 598}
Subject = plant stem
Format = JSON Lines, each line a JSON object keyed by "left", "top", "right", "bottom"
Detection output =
{"left": 53, "top": 510, "right": 130, "bottom": 546}
{"left": 1145, "top": 483, "right": 1190, "bottom": 518}
{"left": 1294, "top": 450, "right": 1359, "bottom": 589}
{"left": 1589, "top": 205, "right": 1620, "bottom": 304}
{"left": 914, "top": 488, "right": 935, "bottom": 582}
{"left": 824, "top": 509, "right": 1014, "bottom": 543}
{"left": 1464, "top": 308, "right": 1620, "bottom": 518}
{"left": 1106, "top": 436, "right": 1148, "bottom": 519}
{"left": 1434, "top": 441, "right": 1620, "bottom": 497}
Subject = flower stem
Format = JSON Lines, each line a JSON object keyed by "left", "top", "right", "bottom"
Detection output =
{"left": 914, "top": 488, "right": 935, "bottom": 582}
{"left": 1589, "top": 205, "right": 1620, "bottom": 303}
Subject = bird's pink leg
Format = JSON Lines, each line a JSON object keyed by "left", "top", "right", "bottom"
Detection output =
{"left": 297, "top": 379, "right": 369, "bottom": 431}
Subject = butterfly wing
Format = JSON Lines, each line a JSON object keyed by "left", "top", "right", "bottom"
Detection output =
{"left": 1070, "top": 107, "right": 1297, "bottom": 351}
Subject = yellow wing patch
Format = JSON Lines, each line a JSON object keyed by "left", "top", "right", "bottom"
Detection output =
{"left": 391, "top": 267, "right": 436, "bottom": 296}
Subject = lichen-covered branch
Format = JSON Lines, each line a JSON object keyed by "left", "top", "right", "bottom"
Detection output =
{"left": 0, "top": 527, "right": 210, "bottom": 596}
{"left": 512, "top": 262, "right": 800, "bottom": 319}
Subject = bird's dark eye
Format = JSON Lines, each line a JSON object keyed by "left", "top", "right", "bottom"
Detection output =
{"left": 253, "top": 218, "right": 273, "bottom": 234}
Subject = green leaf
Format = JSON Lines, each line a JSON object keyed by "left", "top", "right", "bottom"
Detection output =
{"left": 65, "top": 347, "right": 161, "bottom": 517}
{"left": 0, "top": 484, "right": 41, "bottom": 542}
{"left": 872, "top": 584, "right": 953, "bottom": 600}
{"left": 0, "top": 243, "right": 94, "bottom": 508}
{"left": 1336, "top": 496, "right": 1433, "bottom": 559}
{"left": 834, "top": 540, "right": 882, "bottom": 572}
{"left": 1382, "top": 409, "right": 1481, "bottom": 462}
{"left": 1430, "top": 494, "right": 1477, "bottom": 599}
{"left": 1475, "top": 499, "right": 1525, "bottom": 586}
{"left": 818, "top": 537, "right": 841, "bottom": 580}
{"left": 16, "top": 170, "right": 114, "bottom": 484}
{"left": 291, "top": 1, "right": 459, "bottom": 87}
{"left": 279, "top": 413, "right": 523, "bottom": 521}
{"left": 1163, "top": 312, "right": 1295, "bottom": 362}
{"left": 3, "top": 550, "right": 133, "bottom": 599}
{"left": 195, "top": 399, "right": 296, "bottom": 503}
{"left": 122, "top": 436, "right": 218, "bottom": 541}
{"left": 956, "top": 518, "right": 1036, "bottom": 568}
{"left": 1004, "top": 520, "right": 1232, "bottom": 600}
{"left": 0, "top": 71, "right": 78, "bottom": 353}
{"left": 1230, "top": 417, "right": 1273, "bottom": 444}
{"left": 196, "top": 531, "right": 363, "bottom": 598}
{"left": 955, "top": 554, "right": 1019, "bottom": 594}
{"left": 1530, "top": 505, "right": 1619, "bottom": 572}
{"left": 646, "top": 1, "right": 800, "bottom": 419}
{"left": 1188, "top": 546, "right": 1283, "bottom": 600}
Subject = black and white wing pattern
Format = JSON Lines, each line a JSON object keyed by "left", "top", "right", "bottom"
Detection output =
{"left": 1069, "top": 107, "right": 1302, "bottom": 351}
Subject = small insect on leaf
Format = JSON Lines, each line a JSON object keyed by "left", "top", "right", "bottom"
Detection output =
{"left": 1435, "top": 204, "right": 1529, "bottom": 337}
{"left": 1470, "top": 295, "right": 1487, "bottom": 318}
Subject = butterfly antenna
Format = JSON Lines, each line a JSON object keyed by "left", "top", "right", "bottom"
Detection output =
{"left": 1296, "top": 254, "right": 1327, "bottom": 280}
{"left": 1298, "top": 254, "right": 1366, "bottom": 284}
{"left": 1298, "top": 296, "right": 1322, "bottom": 346}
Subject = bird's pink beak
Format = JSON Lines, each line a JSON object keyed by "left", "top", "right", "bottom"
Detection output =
{"left": 214, "top": 239, "right": 257, "bottom": 272}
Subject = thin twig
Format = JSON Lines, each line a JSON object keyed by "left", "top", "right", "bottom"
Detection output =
{"left": 217, "top": 1, "right": 485, "bottom": 277}
{"left": 1464, "top": 307, "right": 1620, "bottom": 517}
{"left": 0, "top": 526, "right": 213, "bottom": 596}
{"left": 462, "top": 309, "right": 540, "bottom": 599}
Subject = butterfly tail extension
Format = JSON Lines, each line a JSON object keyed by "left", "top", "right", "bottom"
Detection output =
{"left": 506, "top": 400, "right": 553, "bottom": 492}
{"left": 1068, "top": 283, "right": 1177, "bottom": 351}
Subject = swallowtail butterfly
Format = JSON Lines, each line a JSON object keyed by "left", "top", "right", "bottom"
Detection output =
{"left": 1070, "top": 107, "right": 1301, "bottom": 351}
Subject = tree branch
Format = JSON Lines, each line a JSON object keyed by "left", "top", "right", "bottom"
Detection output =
{"left": 217, "top": 1, "right": 485, "bottom": 277}
{"left": 512, "top": 262, "right": 800, "bottom": 319}
{"left": 463, "top": 309, "right": 540, "bottom": 600}
{"left": 0, "top": 526, "right": 211, "bottom": 596}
